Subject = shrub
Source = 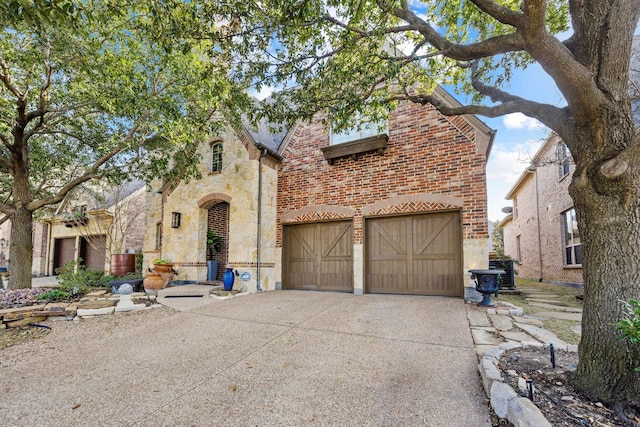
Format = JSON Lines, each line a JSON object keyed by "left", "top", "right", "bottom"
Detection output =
{"left": 616, "top": 299, "right": 640, "bottom": 371}
{"left": 37, "top": 289, "right": 70, "bottom": 301}
{"left": 56, "top": 259, "right": 111, "bottom": 294}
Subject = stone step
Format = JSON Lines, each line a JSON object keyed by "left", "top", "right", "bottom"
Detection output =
{"left": 526, "top": 298, "right": 569, "bottom": 305}
{"left": 534, "top": 311, "right": 583, "bottom": 321}
{"left": 158, "top": 284, "right": 217, "bottom": 298}
{"left": 529, "top": 302, "right": 582, "bottom": 313}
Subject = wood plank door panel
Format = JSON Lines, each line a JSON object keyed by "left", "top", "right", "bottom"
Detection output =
{"left": 283, "top": 221, "right": 353, "bottom": 292}
{"left": 53, "top": 238, "right": 76, "bottom": 273}
{"left": 82, "top": 236, "right": 107, "bottom": 272}
{"left": 366, "top": 212, "right": 462, "bottom": 296}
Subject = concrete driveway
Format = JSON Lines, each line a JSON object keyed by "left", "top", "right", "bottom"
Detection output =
{"left": 0, "top": 291, "right": 491, "bottom": 426}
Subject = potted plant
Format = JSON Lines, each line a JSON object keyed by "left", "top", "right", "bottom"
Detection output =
{"left": 144, "top": 258, "right": 175, "bottom": 292}
{"left": 206, "top": 230, "right": 222, "bottom": 281}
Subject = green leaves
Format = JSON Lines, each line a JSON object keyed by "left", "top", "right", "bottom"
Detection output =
{"left": 0, "top": 0, "right": 251, "bottom": 214}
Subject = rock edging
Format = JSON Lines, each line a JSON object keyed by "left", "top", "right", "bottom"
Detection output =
{"left": 479, "top": 345, "right": 552, "bottom": 427}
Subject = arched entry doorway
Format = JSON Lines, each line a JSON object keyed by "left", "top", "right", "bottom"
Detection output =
{"left": 207, "top": 201, "right": 229, "bottom": 280}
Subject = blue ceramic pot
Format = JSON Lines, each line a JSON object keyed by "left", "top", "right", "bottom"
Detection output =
{"left": 223, "top": 268, "right": 235, "bottom": 291}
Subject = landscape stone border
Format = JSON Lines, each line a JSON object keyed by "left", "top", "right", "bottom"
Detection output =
{"left": 478, "top": 345, "right": 553, "bottom": 427}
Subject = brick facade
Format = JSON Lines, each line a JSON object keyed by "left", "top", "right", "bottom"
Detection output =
{"left": 207, "top": 202, "right": 229, "bottom": 280}
{"left": 277, "top": 99, "right": 493, "bottom": 296}
{"left": 278, "top": 101, "right": 489, "bottom": 243}
{"left": 502, "top": 133, "right": 583, "bottom": 286}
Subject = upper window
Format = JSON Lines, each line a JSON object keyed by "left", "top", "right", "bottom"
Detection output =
{"left": 563, "top": 208, "right": 581, "bottom": 266}
{"left": 557, "top": 142, "right": 570, "bottom": 178}
{"left": 513, "top": 198, "right": 518, "bottom": 219}
{"left": 211, "top": 143, "right": 223, "bottom": 173}
{"left": 330, "top": 116, "right": 387, "bottom": 145}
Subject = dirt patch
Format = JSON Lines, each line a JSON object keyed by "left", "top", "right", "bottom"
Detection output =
{"left": 499, "top": 346, "right": 623, "bottom": 426}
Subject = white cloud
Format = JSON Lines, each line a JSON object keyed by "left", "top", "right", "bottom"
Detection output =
{"left": 250, "top": 86, "right": 275, "bottom": 101}
{"left": 503, "top": 113, "right": 544, "bottom": 130}
{"left": 485, "top": 139, "right": 545, "bottom": 221}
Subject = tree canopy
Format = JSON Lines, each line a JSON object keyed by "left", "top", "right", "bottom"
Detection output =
{"left": 0, "top": 0, "right": 253, "bottom": 290}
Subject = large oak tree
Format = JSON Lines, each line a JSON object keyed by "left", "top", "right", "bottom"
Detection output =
{"left": 0, "top": 1, "right": 248, "bottom": 290}
{"left": 196, "top": 0, "right": 640, "bottom": 412}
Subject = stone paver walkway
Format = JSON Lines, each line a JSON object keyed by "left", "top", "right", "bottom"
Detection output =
{"left": 468, "top": 284, "right": 583, "bottom": 427}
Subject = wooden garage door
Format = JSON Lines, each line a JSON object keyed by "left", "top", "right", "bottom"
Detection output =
{"left": 53, "top": 237, "right": 76, "bottom": 273}
{"left": 81, "top": 236, "right": 106, "bottom": 272}
{"left": 283, "top": 221, "right": 353, "bottom": 292}
{"left": 366, "top": 211, "right": 462, "bottom": 296}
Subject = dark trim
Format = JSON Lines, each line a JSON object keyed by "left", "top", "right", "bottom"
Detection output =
{"left": 321, "top": 134, "right": 389, "bottom": 165}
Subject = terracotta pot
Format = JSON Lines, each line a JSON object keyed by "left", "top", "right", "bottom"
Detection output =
{"left": 110, "top": 254, "right": 136, "bottom": 276}
{"left": 143, "top": 274, "right": 164, "bottom": 294}
{"left": 152, "top": 264, "right": 175, "bottom": 288}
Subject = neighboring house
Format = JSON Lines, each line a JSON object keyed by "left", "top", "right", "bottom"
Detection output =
{"left": 34, "top": 181, "right": 146, "bottom": 275}
{"left": 500, "top": 133, "right": 583, "bottom": 286}
{"left": 147, "top": 85, "right": 496, "bottom": 298}
{"left": 0, "top": 220, "right": 8, "bottom": 271}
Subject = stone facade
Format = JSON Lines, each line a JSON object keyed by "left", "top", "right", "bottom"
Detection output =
{"left": 277, "top": 96, "right": 494, "bottom": 296}
{"left": 502, "top": 133, "right": 583, "bottom": 286}
{"left": 143, "top": 128, "right": 279, "bottom": 292}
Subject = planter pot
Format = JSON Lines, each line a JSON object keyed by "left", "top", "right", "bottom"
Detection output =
{"left": 110, "top": 254, "right": 136, "bottom": 276}
{"left": 223, "top": 268, "right": 235, "bottom": 291}
{"left": 143, "top": 274, "right": 164, "bottom": 295}
{"left": 207, "top": 260, "right": 219, "bottom": 281}
{"left": 109, "top": 279, "right": 143, "bottom": 294}
{"left": 152, "top": 264, "right": 175, "bottom": 288}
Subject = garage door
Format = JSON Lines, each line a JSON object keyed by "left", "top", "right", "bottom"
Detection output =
{"left": 81, "top": 236, "right": 106, "bottom": 272}
{"left": 53, "top": 238, "right": 76, "bottom": 273}
{"left": 283, "top": 221, "right": 353, "bottom": 292}
{"left": 366, "top": 211, "right": 462, "bottom": 296}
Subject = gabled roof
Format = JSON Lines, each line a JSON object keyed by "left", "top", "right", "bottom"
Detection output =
{"left": 250, "top": 84, "right": 497, "bottom": 158}
{"left": 504, "top": 133, "right": 562, "bottom": 200}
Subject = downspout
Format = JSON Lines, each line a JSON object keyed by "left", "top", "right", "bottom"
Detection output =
{"left": 533, "top": 168, "right": 543, "bottom": 282}
{"left": 256, "top": 148, "right": 267, "bottom": 292}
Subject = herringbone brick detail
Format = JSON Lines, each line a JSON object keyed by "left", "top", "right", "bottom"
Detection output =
{"left": 285, "top": 211, "right": 350, "bottom": 223}
{"left": 366, "top": 202, "right": 457, "bottom": 217}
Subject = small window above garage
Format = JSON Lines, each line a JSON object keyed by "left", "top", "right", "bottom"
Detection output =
{"left": 321, "top": 134, "right": 389, "bottom": 165}
{"left": 323, "top": 116, "right": 389, "bottom": 164}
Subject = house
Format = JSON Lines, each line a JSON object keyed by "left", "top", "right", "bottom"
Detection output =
{"left": 143, "top": 126, "right": 282, "bottom": 289}
{"left": 500, "top": 133, "right": 583, "bottom": 286}
{"left": 0, "top": 220, "right": 8, "bottom": 271}
{"left": 146, "top": 85, "right": 496, "bottom": 298}
{"left": 35, "top": 181, "right": 146, "bottom": 275}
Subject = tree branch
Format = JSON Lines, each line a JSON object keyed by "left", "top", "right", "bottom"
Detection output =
{"left": 26, "top": 125, "right": 140, "bottom": 211}
{"left": 0, "top": 203, "right": 15, "bottom": 216}
{"left": 392, "top": 5, "right": 526, "bottom": 61}
{"left": 468, "top": 0, "right": 524, "bottom": 27}
{"left": 0, "top": 56, "right": 23, "bottom": 99}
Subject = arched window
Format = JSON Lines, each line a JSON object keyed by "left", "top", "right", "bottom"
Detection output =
{"left": 211, "top": 143, "right": 223, "bottom": 173}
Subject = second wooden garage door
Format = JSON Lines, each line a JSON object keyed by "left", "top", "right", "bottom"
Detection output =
{"left": 283, "top": 221, "right": 353, "bottom": 292}
{"left": 366, "top": 211, "right": 462, "bottom": 296}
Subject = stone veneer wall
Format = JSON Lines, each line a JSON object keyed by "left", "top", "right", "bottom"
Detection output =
{"left": 503, "top": 135, "right": 583, "bottom": 285}
{"left": 143, "top": 127, "right": 279, "bottom": 292}
{"left": 278, "top": 100, "right": 491, "bottom": 295}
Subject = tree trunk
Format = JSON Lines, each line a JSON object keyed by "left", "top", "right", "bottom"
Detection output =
{"left": 569, "top": 158, "right": 640, "bottom": 405}
{"left": 7, "top": 208, "right": 34, "bottom": 290}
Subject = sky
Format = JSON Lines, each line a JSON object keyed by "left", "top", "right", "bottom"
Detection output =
{"left": 479, "top": 63, "right": 563, "bottom": 223}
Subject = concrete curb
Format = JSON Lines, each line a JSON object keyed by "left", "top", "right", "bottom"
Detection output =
{"left": 478, "top": 344, "right": 552, "bottom": 427}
